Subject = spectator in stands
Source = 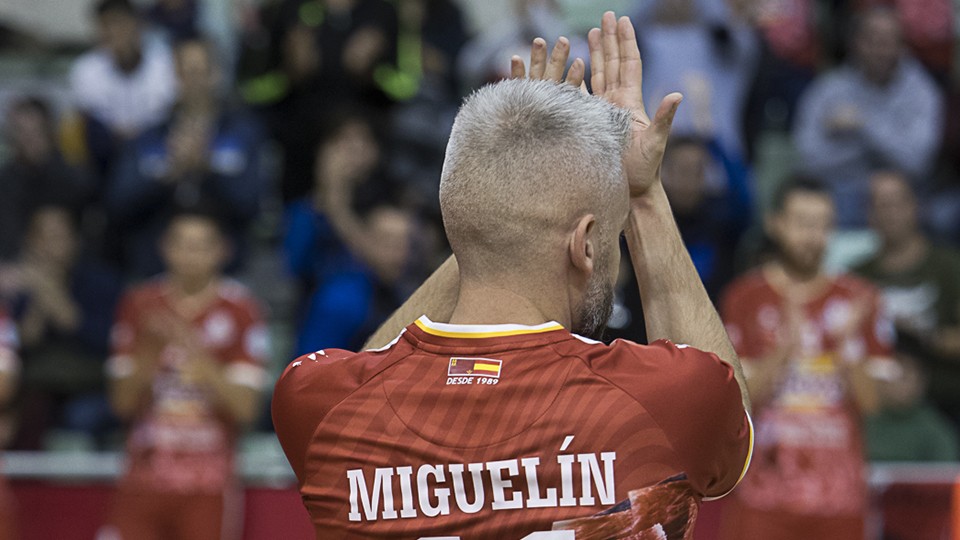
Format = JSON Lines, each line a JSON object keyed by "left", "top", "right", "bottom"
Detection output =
{"left": 253, "top": 5, "right": 390, "bottom": 202}
{"left": 263, "top": 0, "right": 464, "bottom": 206}
{"left": 147, "top": 0, "right": 199, "bottom": 43}
{"left": 102, "top": 207, "right": 268, "bottom": 540}
{"left": 404, "top": 0, "right": 468, "bottom": 98}
{"left": 793, "top": 7, "right": 943, "bottom": 228}
{"left": 851, "top": 0, "right": 954, "bottom": 84}
{"left": 661, "top": 135, "right": 752, "bottom": 299}
{"left": 0, "top": 305, "right": 19, "bottom": 540}
{"left": 383, "top": 0, "right": 467, "bottom": 215}
{"left": 855, "top": 171, "right": 960, "bottom": 430}
{"left": 718, "top": 178, "right": 891, "bottom": 540}
{"left": 457, "top": 0, "right": 588, "bottom": 91}
{"left": 259, "top": 18, "right": 329, "bottom": 203}
{"left": 737, "top": 0, "right": 820, "bottom": 155}
{"left": 70, "top": 0, "right": 177, "bottom": 176}
{"left": 108, "top": 37, "right": 267, "bottom": 278}
{"left": 0, "top": 97, "right": 90, "bottom": 262}
{"left": 633, "top": 0, "right": 758, "bottom": 161}
{"left": 865, "top": 353, "right": 958, "bottom": 461}
{"left": 4, "top": 206, "right": 121, "bottom": 450}
{"left": 284, "top": 110, "right": 424, "bottom": 354}
{"left": 312, "top": 0, "right": 399, "bottom": 109}
{"left": 0, "top": 307, "right": 17, "bottom": 445}
{"left": 148, "top": 0, "right": 243, "bottom": 82}
{"left": 352, "top": 204, "right": 428, "bottom": 338}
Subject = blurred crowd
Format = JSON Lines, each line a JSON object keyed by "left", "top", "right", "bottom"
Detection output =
{"left": 0, "top": 0, "right": 959, "bottom": 532}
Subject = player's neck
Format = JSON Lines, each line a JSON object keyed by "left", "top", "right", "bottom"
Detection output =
{"left": 447, "top": 281, "right": 568, "bottom": 329}
{"left": 763, "top": 261, "right": 831, "bottom": 302}
{"left": 879, "top": 232, "right": 927, "bottom": 272}
{"left": 168, "top": 274, "right": 220, "bottom": 303}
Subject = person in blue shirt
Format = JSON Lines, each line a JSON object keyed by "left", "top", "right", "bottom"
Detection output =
{"left": 107, "top": 36, "right": 266, "bottom": 279}
{"left": 284, "top": 109, "right": 430, "bottom": 355}
{"left": 661, "top": 135, "right": 753, "bottom": 300}
{"left": 285, "top": 110, "right": 384, "bottom": 354}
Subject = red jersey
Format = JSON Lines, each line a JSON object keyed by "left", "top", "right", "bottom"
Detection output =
{"left": 719, "top": 270, "right": 892, "bottom": 540}
{"left": 108, "top": 278, "right": 269, "bottom": 494}
{"left": 273, "top": 316, "right": 752, "bottom": 539}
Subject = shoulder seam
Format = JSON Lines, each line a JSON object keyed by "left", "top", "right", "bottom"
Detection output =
{"left": 556, "top": 339, "right": 739, "bottom": 498}
{"left": 298, "top": 346, "right": 414, "bottom": 474}
{"left": 546, "top": 339, "right": 685, "bottom": 463}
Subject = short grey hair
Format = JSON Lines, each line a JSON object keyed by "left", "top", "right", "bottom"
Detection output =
{"left": 439, "top": 78, "right": 632, "bottom": 277}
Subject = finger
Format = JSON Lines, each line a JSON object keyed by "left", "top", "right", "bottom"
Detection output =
{"left": 652, "top": 92, "right": 683, "bottom": 137}
{"left": 510, "top": 55, "right": 525, "bottom": 79}
{"left": 617, "top": 16, "right": 643, "bottom": 106}
{"left": 528, "top": 37, "right": 548, "bottom": 79}
{"left": 602, "top": 11, "right": 620, "bottom": 89}
{"left": 544, "top": 37, "right": 571, "bottom": 81}
{"left": 566, "top": 58, "right": 585, "bottom": 88}
{"left": 587, "top": 28, "right": 604, "bottom": 95}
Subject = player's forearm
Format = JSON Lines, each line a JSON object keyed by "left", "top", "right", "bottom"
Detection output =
{"left": 110, "top": 370, "right": 154, "bottom": 420}
{"left": 325, "top": 197, "right": 378, "bottom": 266}
{"left": 626, "top": 183, "right": 750, "bottom": 411}
{"left": 205, "top": 377, "right": 260, "bottom": 426}
{"left": 842, "top": 362, "right": 880, "bottom": 415}
{"left": 742, "top": 352, "right": 790, "bottom": 408}
{"left": 0, "top": 371, "right": 15, "bottom": 407}
{"left": 324, "top": 182, "right": 387, "bottom": 271}
{"left": 933, "top": 326, "right": 960, "bottom": 358}
{"left": 362, "top": 255, "right": 460, "bottom": 350}
{"left": 189, "top": 353, "right": 261, "bottom": 425}
{"left": 18, "top": 307, "right": 46, "bottom": 347}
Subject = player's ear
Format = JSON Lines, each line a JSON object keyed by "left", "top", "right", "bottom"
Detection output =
{"left": 763, "top": 212, "right": 780, "bottom": 240}
{"left": 217, "top": 234, "right": 235, "bottom": 266}
{"left": 568, "top": 214, "right": 596, "bottom": 279}
{"left": 158, "top": 228, "right": 174, "bottom": 258}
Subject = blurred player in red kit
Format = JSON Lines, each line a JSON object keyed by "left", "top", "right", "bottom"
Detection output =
{"left": 273, "top": 12, "right": 753, "bottom": 539}
{"left": 100, "top": 208, "right": 269, "bottom": 540}
{"left": 718, "top": 178, "right": 891, "bottom": 540}
{"left": 0, "top": 306, "right": 20, "bottom": 540}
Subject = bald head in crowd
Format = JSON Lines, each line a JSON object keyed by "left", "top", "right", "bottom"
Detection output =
{"left": 439, "top": 78, "right": 632, "bottom": 336}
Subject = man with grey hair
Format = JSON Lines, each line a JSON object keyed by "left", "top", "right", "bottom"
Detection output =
{"left": 438, "top": 76, "right": 632, "bottom": 340}
{"left": 273, "top": 12, "right": 752, "bottom": 539}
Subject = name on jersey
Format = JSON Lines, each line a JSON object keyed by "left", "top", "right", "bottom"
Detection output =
{"left": 347, "top": 437, "right": 616, "bottom": 522}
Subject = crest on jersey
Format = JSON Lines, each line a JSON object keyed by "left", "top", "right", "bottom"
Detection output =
{"left": 448, "top": 357, "right": 502, "bottom": 378}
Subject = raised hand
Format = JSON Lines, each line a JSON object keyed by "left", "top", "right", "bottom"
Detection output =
{"left": 510, "top": 36, "right": 586, "bottom": 88}
{"left": 588, "top": 12, "right": 682, "bottom": 197}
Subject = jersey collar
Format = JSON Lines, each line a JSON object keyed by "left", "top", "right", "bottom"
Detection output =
{"left": 413, "top": 315, "right": 564, "bottom": 339}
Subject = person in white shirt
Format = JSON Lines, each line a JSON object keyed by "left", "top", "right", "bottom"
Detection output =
{"left": 70, "top": 0, "right": 177, "bottom": 150}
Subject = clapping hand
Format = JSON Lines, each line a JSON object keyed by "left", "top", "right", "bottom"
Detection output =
{"left": 587, "top": 12, "right": 682, "bottom": 197}
{"left": 510, "top": 36, "right": 586, "bottom": 88}
{"left": 508, "top": 13, "right": 682, "bottom": 197}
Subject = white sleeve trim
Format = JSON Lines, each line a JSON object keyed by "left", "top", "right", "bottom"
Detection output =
{"left": 105, "top": 355, "right": 135, "bottom": 379}
{"left": 702, "top": 411, "right": 755, "bottom": 501}
{"left": 0, "top": 348, "right": 19, "bottom": 375}
{"left": 571, "top": 333, "right": 603, "bottom": 345}
{"left": 364, "top": 329, "right": 406, "bottom": 352}
{"left": 225, "top": 362, "right": 267, "bottom": 390}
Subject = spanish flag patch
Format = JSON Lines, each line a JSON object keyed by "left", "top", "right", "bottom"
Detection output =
{"left": 448, "top": 357, "right": 503, "bottom": 378}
